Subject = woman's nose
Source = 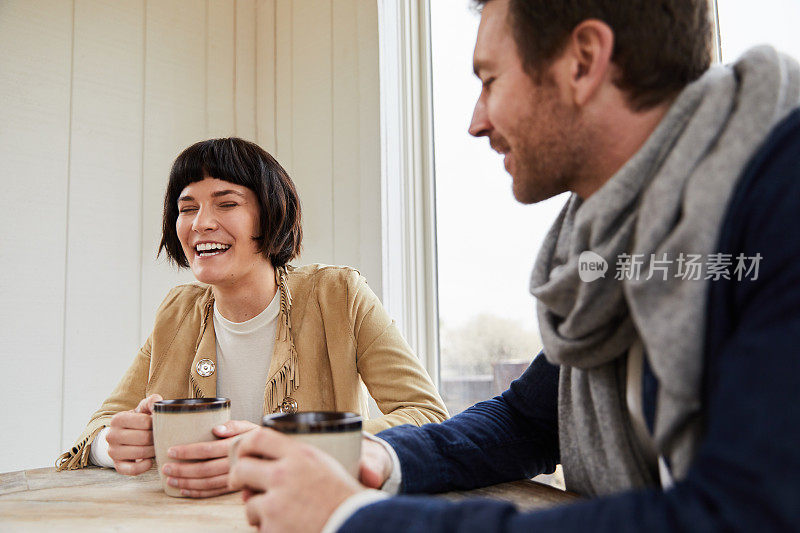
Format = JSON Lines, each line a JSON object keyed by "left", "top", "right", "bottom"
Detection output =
{"left": 191, "top": 206, "right": 218, "bottom": 232}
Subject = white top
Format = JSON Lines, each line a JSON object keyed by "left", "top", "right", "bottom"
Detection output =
{"left": 90, "top": 290, "right": 280, "bottom": 467}
{"left": 213, "top": 291, "right": 280, "bottom": 424}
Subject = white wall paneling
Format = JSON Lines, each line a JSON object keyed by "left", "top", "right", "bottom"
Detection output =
{"left": 333, "top": 0, "right": 361, "bottom": 271}
{"left": 235, "top": 0, "right": 258, "bottom": 141}
{"left": 207, "top": 0, "right": 237, "bottom": 138}
{"left": 274, "top": 0, "right": 294, "bottom": 175}
{"left": 274, "top": 0, "right": 383, "bottom": 293}
{"left": 255, "top": 0, "right": 277, "bottom": 153}
{"left": 140, "top": 0, "right": 208, "bottom": 340}
{"left": 1, "top": 0, "right": 383, "bottom": 472}
{"left": 0, "top": 0, "right": 73, "bottom": 473}
{"left": 61, "top": 0, "right": 145, "bottom": 452}
{"left": 356, "top": 2, "right": 383, "bottom": 299}
{"left": 287, "top": 0, "right": 335, "bottom": 266}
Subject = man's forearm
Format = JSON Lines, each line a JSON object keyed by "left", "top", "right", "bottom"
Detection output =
{"left": 377, "top": 355, "right": 560, "bottom": 494}
{"left": 338, "top": 473, "right": 781, "bottom": 533}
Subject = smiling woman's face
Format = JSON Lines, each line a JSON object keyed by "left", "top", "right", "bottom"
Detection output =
{"left": 176, "top": 177, "right": 267, "bottom": 287}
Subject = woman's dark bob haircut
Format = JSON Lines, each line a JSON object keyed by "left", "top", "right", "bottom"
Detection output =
{"left": 158, "top": 137, "right": 302, "bottom": 269}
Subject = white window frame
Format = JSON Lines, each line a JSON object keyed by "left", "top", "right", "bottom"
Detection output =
{"left": 377, "top": 0, "right": 440, "bottom": 386}
{"left": 710, "top": 0, "right": 722, "bottom": 63}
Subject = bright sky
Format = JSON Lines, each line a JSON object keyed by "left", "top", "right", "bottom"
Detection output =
{"left": 431, "top": 0, "right": 800, "bottom": 332}
{"left": 718, "top": 0, "right": 800, "bottom": 62}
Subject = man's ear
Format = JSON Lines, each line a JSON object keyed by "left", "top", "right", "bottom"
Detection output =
{"left": 558, "top": 19, "right": 615, "bottom": 107}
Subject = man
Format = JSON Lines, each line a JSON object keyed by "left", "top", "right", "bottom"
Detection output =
{"left": 228, "top": 0, "right": 800, "bottom": 531}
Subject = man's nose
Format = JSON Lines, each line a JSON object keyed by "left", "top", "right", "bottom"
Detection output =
{"left": 191, "top": 206, "right": 218, "bottom": 232}
{"left": 468, "top": 98, "right": 491, "bottom": 137}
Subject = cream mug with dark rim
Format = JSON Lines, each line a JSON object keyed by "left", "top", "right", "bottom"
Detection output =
{"left": 152, "top": 398, "right": 231, "bottom": 497}
{"left": 263, "top": 412, "right": 363, "bottom": 477}
{"left": 229, "top": 411, "right": 363, "bottom": 478}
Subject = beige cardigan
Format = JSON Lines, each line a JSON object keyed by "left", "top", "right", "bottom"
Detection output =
{"left": 57, "top": 264, "right": 448, "bottom": 470}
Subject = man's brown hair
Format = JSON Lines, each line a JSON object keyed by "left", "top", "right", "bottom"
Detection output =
{"left": 159, "top": 137, "right": 302, "bottom": 268}
{"left": 475, "top": 0, "right": 713, "bottom": 110}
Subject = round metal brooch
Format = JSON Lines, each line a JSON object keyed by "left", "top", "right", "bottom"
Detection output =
{"left": 196, "top": 358, "right": 216, "bottom": 377}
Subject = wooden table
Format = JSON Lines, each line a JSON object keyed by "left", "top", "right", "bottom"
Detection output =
{"left": 0, "top": 467, "right": 578, "bottom": 531}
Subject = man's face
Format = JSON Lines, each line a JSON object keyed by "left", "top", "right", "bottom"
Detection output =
{"left": 469, "top": 0, "right": 583, "bottom": 204}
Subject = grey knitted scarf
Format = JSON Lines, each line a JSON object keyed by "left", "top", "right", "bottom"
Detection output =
{"left": 530, "top": 47, "right": 800, "bottom": 496}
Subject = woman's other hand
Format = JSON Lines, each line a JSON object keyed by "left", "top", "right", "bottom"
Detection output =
{"left": 107, "top": 394, "right": 162, "bottom": 475}
{"left": 161, "top": 419, "right": 258, "bottom": 498}
{"left": 359, "top": 437, "right": 394, "bottom": 489}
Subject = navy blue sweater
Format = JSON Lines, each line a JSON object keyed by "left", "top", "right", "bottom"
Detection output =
{"left": 342, "top": 109, "right": 800, "bottom": 532}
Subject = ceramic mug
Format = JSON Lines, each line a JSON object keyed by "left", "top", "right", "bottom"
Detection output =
{"left": 260, "top": 411, "right": 363, "bottom": 477}
{"left": 152, "top": 397, "right": 231, "bottom": 497}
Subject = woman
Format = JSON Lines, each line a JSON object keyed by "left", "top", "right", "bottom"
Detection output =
{"left": 56, "top": 138, "right": 448, "bottom": 497}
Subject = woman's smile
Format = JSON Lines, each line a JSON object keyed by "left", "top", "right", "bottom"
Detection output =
{"left": 194, "top": 241, "right": 232, "bottom": 258}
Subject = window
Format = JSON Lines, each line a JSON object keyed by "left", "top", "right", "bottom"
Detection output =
{"left": 430, "top": 1, "right": 567, "bottom": 416}
{"left": 428, "top": 0, "right": 800, "bottom": 419}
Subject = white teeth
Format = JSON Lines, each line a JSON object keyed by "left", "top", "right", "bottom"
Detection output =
{"left": 196, "top": 242, "right": 231, "bottom": 252}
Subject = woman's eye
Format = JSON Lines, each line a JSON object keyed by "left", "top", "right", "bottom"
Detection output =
{"left": 219, "top": 202, "right": 237, "bottom": 208}
{"left": 179, "top": 207, "right": 197, "bottom": 213}
{"left": 482, "top": 77, "right": 494, "bottom": 89}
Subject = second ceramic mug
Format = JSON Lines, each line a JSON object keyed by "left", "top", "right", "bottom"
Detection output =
{"left": 261, "top": 411, "right": 363, "bottom": 477}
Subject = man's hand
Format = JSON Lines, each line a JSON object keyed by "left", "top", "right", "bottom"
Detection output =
{"left": 162, "top": 420, "right": 258, "bottom": 498}
{"left": 359, "top": 437, "right": 394, "bottom": 489}
{"left": 107, "top": 394, "right": 162, "bottom": 476}
{"left": 228, "top": 428, "right": 367, "bottom": 533}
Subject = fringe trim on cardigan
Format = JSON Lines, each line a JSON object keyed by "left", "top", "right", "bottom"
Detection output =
{"left": 55, "top": 425, "right": 106, "bottom": 471}
{"left": 264, "top": 266, "right": 299, "bottom": 413}
{"left": 264, "top": 346, "right": 299, "bottom": 413}
{"left": 190, "top": 373, "right": 205, "bottom": 398}
{"left": 188, "top": 297, "right": 213, "bottom": 398}
{"left": 195, "top": 299, "right": 214, "bottom": 352}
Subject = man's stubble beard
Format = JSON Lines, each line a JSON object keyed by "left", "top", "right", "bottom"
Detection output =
{"left": 510, "top": 90, "right": 587, "bottom": 205}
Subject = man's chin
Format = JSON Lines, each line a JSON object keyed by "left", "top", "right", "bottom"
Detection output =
{"left": 512, "top": 173, "right": 568, "bottom": 204}
{"left": 512, "top": 182, "right": 548, "bottom": 205}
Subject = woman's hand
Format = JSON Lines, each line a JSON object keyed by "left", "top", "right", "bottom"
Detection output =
{"left": 107, "top": 394, "right": 162, "bottom": 476}
{"left": 359, "top": 437, "right": 394, "bottom": 489}
{"left": 161, "top": 420, "right": 258, "bottom": 498}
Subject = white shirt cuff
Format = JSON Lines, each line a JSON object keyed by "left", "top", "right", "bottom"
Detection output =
{"left": 89, "top": 426, "right": 115, "bottom": 468}
{"left": 321, "top": 489, "right": 388, "bottom": 533}
{"left": 362, "top": 433, "right": 403, "bottom": 494}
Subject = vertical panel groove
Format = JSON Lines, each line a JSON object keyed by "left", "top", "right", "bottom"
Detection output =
{"left": 354, "top": 1, "right": 361, "bottom": 267}
{"left": 253, "top": 0, "right": 258, "bottom": 134}
{"left": 233, "top": 0, "right": 238, "bottom": 134}
{"left": 139, "top": 0, "right": 147, "bottom": 343}
{"left": 330, "top": 1, "right": 335, "bottom": 262}
{"left": 205, "top": 0, "right": 209, "bottom": 134}
{"left": 60, "top": 0, "right": 78, "bottom": 452}
{"left": 272, "top": 1, "right": 277, "bottom": 149}
{"left": 290, "top": 0, "right": 293, "bottom": 167}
